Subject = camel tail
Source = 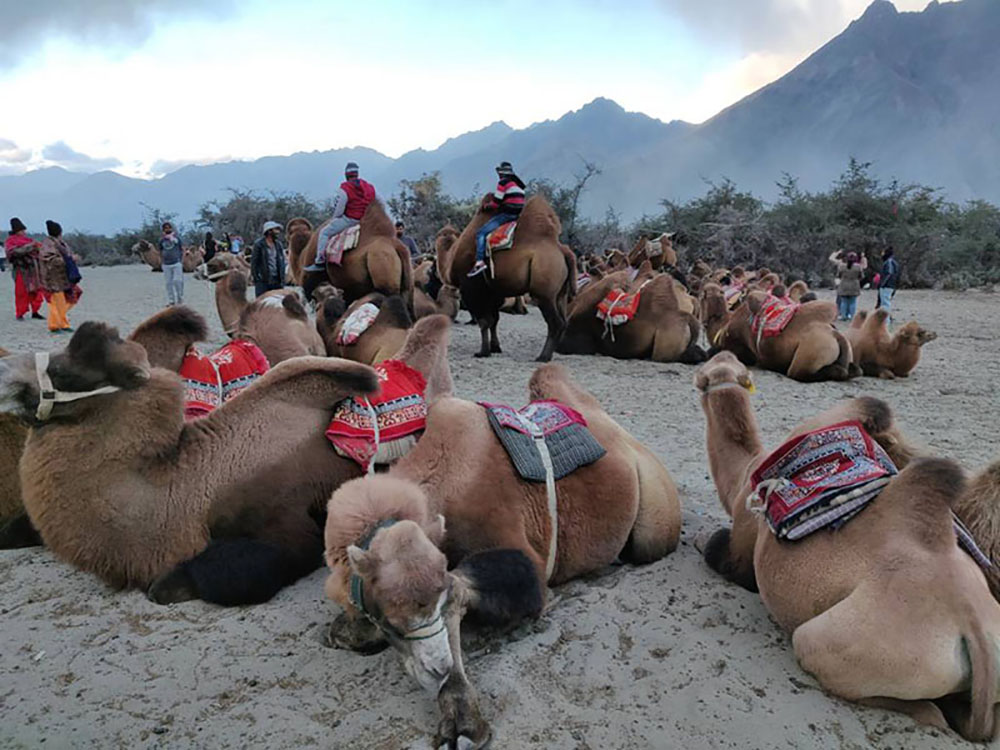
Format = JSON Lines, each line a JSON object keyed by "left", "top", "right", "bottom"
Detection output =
{"left": 964, "top": 619, "right": 997, "bottom": 742}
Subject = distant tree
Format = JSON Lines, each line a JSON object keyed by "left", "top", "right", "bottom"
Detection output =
{"left": 196, "top": 189, "right": 327, "bottom": 241}
{"left": 387, "top": 173, "right": 476, "bottom": 254}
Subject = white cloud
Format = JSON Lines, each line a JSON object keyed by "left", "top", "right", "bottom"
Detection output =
{"left": 42, "top": 141, "right": 122, "bottom": 170}
{"left": 0, "top": 138, "right": 32, "bottom": 164}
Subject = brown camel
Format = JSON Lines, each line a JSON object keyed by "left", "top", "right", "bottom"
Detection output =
{"left": 182, "top": 246, "right": 205, "bottom": 273}
{"left": 289, "top": 202, "right": 414, "bottom": 311}
{"left": 414, "top": 284, "right": 460, "bottom": 320}
{"left": 706, "top": 288, "right": 857, "bottom": 382}
{"left": 954, "top": 459, "right": 1000, "bottom": 603}
{"left": 318, "top": 293, "right": 413, "bottom": 365}
{"left": 324, "top": 363, "right": 681, "bottom": 748}
{"left": 846, "top": 309, "right": 937, "bottom": 379}
{"left": 441, "top": 195, "right": 576, "bottom": 361}
{"left": 558, "top": 270, "right": 706, "bottom": 363}
{"left": 132, "top": 240, "right": 162, "bottom": 272}
{"left": 694, "top": 351, "right": 1000, "bottom": 741}
{"left": 0, "top": 314, "right": 453, "bottom": 605}
{"left": 0, "top": 348, "right": 26, "bottom": 527}
{"left": 195, "top": 252, "right": 252, "bottom": 336}
{"left": 627, "top": 233, "right": 677, "bottom": 271}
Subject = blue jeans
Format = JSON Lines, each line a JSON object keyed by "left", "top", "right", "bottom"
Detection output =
{"left": 163, "top": 262, "right": 184, "bottom": 305}
{"left": 316, "top": 217, "right": 358, "bottom": 262}
{"left": 878, "top": 287, "right": 894, "bottom": 312}
{"left": 837, "top": 295, "right": 858, "bottom": 320}
{"left": 475, "top": 213, "right": 519, "bottom": 262}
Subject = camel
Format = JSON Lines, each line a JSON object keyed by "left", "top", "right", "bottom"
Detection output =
{"left": 289, "top": 202, "right": 414, "bottom": 312}
{"left": 846, "top": 309, "right": 937, "bottom": 379}
{"left": 318, "top": 293, "right": 414, "bottom": 365}
{"left": 954, "top": 459, "right": 1000, "bottom": 603}
{"left": 324, "top": 363, "right": 681, "bottom": 748}
{"left": 0, "top": 348, "right": 26, "bottom": 528}
{"left": 195, "top": 252, "right": 252, "bottom": 335}
{"left": 693, "top": 351, "right": 1000, "bottom": 741}
{"left": 558, "top": 270, "right": 706, "bottom": 363}
{"left": 0, "top": 314, "right": 453, "bottom": 606}
{"left": 627, "top": 233, "right": 677, "bottom": 272}
{"left": 704, "top": 287, "right": 857, "bottom": 382}
{"left": 132, "top": 240, "right": 162, "bottom": 272}
{"left": 182, "top": 246, "right": 205, "bottom": 273}
{"left": 415, "top": 283, "right": 460, "bottom": 320}
{"left": 441, "top": 195, "right": 576, "bottom": 361}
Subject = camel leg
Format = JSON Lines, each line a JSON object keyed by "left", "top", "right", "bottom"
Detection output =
{"left": 701, "top": 517, "right": 759, "bottom": 592}
{"left": 856, "top": 698, "right": 948, "bottom": 730}
{"left": 489, "top": 314, "right": 502, "bottom": 354}
{"left": 325, "top": 610, "right": 388, "bottom": 655}
{"left": 473, "top": 310, "right": 499, "bottom": 358}
{"left": 437, "top": 550, "right": 542, "bottom": 749}
{"left": 534, "top": 297, "right": 566, "bottom": 363}
{"left": 0, "top": 513, "right": 43, "bottom": 548}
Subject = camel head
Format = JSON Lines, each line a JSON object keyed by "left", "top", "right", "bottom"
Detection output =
{"left": 0, "top": 322, "right": 150, "bottom": 426}
{"left": 196, "top": 252, "right": 248, "bottom": 282}
{"left": 131, "top": 239, "right": 154, "bottom": 257}
{"left": 756, "top": 273, "right": 780, "bottom": 291}
{"left": 691, "top": 259, "right": 713, "bottom": 279}
{"left": 285, "top": 217, "right": 313, "bottom": 238}
{"left": 699, "top": 282, "right": 729, "bottom": 324}
{"left": 787, "top": 280, "right": 809, "bottom": 302}
{"left": 693, "top": 351, "right": 755, "bottom": 394}
{"left": 338, "top": 477, "right": 452, "bottom": 694}
{"left": 896, "top": 321, "right": 938, "bottom": 348}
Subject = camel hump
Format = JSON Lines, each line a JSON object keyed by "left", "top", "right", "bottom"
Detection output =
{"left": 280, "top": 293, "right": 309, "bottom": 321}
{"left": 373, "top": 295, "right": 413, "bottom": 330}
{"left": 130, "top": 306, "right": 208, "bottom": 345}
{"left": 887, "top": 458, "right": 967, "bottom": 552}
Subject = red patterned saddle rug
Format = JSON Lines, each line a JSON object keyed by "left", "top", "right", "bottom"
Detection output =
{"left": 750, "top": 294, "right": 799, "bottom": 344}
{"left": 596, "top": 289, "right": 640, "bottom": 327}
{"left": 179, "top": 339, "right": 270, "bottom": 420}
{"left": 747, "top": 421, "right": 898, "bottom": 540}
{"left": 336, "top": 302, "right": 380, "bottom": 346}
{"left": 326, "top": 359, "right": 427, "bottom": 472}
{"left": 487, "top": 221, "right": 517, "bottom": 253}
{"left": 323, "top": 224, "right": 361, "bottom": 266}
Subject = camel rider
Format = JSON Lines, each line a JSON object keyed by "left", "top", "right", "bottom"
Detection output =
{"left": 307, "top": 162, "right": 380, "bottom": 272}
{"left": 469, "top": 161, "right": 525, "bottom": 277}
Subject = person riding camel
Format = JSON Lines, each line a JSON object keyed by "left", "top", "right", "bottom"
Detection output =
{"left": 307, "top": 162, "right": 380, "bottom": 272}
{"left": 468, "top": 161, "right": 526, "bottom": 277}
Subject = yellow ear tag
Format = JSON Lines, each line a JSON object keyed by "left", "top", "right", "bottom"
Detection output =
{"left": 746, "top": 382, "right": 757, "bottom": 394}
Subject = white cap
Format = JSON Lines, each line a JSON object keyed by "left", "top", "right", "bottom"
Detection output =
{"left": 262, "top": 221, "right": 282, "bottom": 234}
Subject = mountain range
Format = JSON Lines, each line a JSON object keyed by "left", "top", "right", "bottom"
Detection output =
{"left": 2, "top": 0, "right": 997, "bottom": 235}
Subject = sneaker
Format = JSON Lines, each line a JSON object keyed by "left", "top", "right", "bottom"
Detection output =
{"left": 62, "top": 327, "right": 74, "bottom": 332}
{"left": 304, "top": 262, "right": 326, "bottom": 273}
{"left": 467, "top": 260, "right": 488, "bottom": 278}
{"left": 31, "top": 312, "right": 43, "bottom": 319}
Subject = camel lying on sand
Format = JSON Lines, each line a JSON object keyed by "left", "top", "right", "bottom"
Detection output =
{"left": 694, "top": 351, "right": 1000, "bottom": 741}
{"left": 441, "top": 196, "right": 576, "bottom": 361}
{"left": 0, "top": 314, "right": 453, "bottom": 606}
{"left": 846, "top": 309, "right": 937, "bottom": 378}
{"left": 702, "top": 286, "right": 857, "bottom": 381}
{"left": 290, "top": 203, "right": 414, "bottom": 311}
{"left": 558, "top": 269, "right": 706, "bottom": 363}
{"left": 132, "top": 240, "right": 162, "bottom": 272}
{"left": 317, "top": 293, "right": 414, "bottom": 365}
{"left": 0, "top": 348, "right": 26, "bottom": 529}
{"left": 324, "top": 363, "right": 681, "bottom": 748}
{"left": 954, "top": 459, "right": 1000, "bottom": 604}
{"left": 182, "top": 246, "right": 205, "bottom": 273}
{"left": 196, "top": 253, "right": 252, "bottom": 335}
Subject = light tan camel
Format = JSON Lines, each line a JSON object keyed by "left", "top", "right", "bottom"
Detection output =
{"left": 181, "top": 246, "right": 205, "bottom": 273}
{"left": 441, "top": 196, "right": 576, "bottom": 361}
{"left": 694, "top": 351, "right": 1000, "bottom": 741}
{"left": 324, "top": 363, "right": 681, "bottom": 748}
{"left": 954, "top": 460, "right": 1000, "bottom": 603}
{"left": 846, "top": 309, "right": 937, "bottom": 378}
{"left": 195, "top": 253, "right": 252, "bottom": 336}
{"left": 290, "top": 203, "right": 414, "bottom": 311}
{"left": 557, "top": 270, "right": 706, "bottom": 363}
{"left": 317, "top": 293, "right": 413, "bottom": 365}
{"left": 0, "top": 314, "right": 453, "bottom": 605}
{"left": 705, "top": 288, "right": 857, "bottom": 381}
{"left": 132, "top": 240, "right": 162, "bottom": 272}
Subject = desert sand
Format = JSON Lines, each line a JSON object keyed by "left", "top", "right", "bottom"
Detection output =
{"left": 1, "top": 266, "right": 997, "bottom": 749}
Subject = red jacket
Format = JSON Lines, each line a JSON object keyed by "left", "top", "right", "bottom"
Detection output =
{"left": 341, "top": 179, "right": 377, "bottom": 220}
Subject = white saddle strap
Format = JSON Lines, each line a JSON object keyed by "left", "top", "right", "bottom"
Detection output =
{"left": 513, "top": 412, "right": 559, "bottom": 582}
{"left": 34, "top": 352, "right": 121, "bottom": 421}
{"left": 363, "top": 396, "right": 380, "bottom": 476}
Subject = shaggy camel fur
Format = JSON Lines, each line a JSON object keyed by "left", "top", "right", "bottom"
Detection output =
{"left": 132, "top": 240, "right": 162, "bottom": 272}
{"left": 442, "top": 195, "right": 577, "bottom": 361}
{"left": 0, "top": 315, "right": 454, "bottom": 605}
{"left": 846, "top": 309, "right": 937, "bottom": 378}
{"left": 182, "top": 246, "right": 205, "bottom": 273}
{"left": 290, "top": 202, "right": 414, "bottom": 311}
{"left": 694, "top": 352, "right": 1000, "bottom": 741}
{"left": 325, "top": 363, "right": 681, "bottom": 748}
{"left": 318, "top": 293, "right": 413, "bottom": 365}
{"left": 196, "top": 253, "right": 252, "bottom": 335}
{"left": 954, "top": 460, "right": 1000, "bottom": 603}
{"left": 558, "top": 270, "right": 706, "bottom": 363}
{"left": 705, "top": 288, "right": 857, "bottom": 382}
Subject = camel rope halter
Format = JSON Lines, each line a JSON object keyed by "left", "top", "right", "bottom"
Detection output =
{"left": 34, "top": 352, "right": 121, "bottom": 421}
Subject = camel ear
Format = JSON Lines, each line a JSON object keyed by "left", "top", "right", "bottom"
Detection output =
{"left": 693, "top": 368, "right": 709, "bottom": 392}
{"left": 347, "top": 545, "right": 378, "bottom": 579}
{"left": 423, "top": 514, "right": 446, "bottom": 546}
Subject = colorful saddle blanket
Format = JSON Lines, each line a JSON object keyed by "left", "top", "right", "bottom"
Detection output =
{"left": 326, "top": 359, "right": 427, "bottom": 472}
{"left": 576, "top": 273, "right": 592, "bottom": 291}
{"left": 748, "top": 421, "right": 897, "bottom": 541}
{"left": 487, "top": 221, "right": 517, "bottom": 253}
{"left": 481, "top": 400, "right": 606, "bottom": 482}
{"left": 596, "top": 289, "right": 640, "bottom": 326}
{"left": 723, "top": 284, "right": 744, "bottom": 310}
{"left": 323, "top": 224, "right": 361, "bottom": 266}
{"left": 336, "top": 302, "right": 380, "bottom": 346}
{"left": 179, "top": 339, "right": 271, "bottom": 420}
{"left": 751, "top": 294, "right": 799, "bottom": 341}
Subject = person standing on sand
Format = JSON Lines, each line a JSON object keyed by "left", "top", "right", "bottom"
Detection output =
{"left": 204, "top": 231, "right": 217, "bottom": 263}
{"left": 159, "top": 221, "right": 184, "bottom": 306}
{"left": 829, "top": 250, "right": 866, "bottom": 321}
{"left": 250, "top": 221, "right": 286, "bottom": 297}
{"left": 39, "top": 220, "right": 81, "bottom": 333}
{"left": 395, "top": 221, "right": 419, "bottom": 260}
{"left": 877, "top": 248, "right": 900, "bottom": 317}
{"left": 5, "top": 217, "right": 44, "bottom": 320}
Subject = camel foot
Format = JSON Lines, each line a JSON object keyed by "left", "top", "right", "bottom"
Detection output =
{"left": 702, "top": 527, "right": 758, "bottom": 593}
{"left": 325, "top": 611, "right": 388, "bottom": 655}
{"left": 473, "top": 350, "right": 491, "bottom": 359}
{"left": 147, "top": 566, "right": 199, "bottom": 605}
{"left": 534, "top": 352, "right": 554, "bottom": 363}
{"left": 0, "top": 513, "right": 43, "bottom": 549}
{"left": 848, "top": 362, "right": 863, "bottom": 379}
{"left": 489, "top": 343, "right": 502, "bottom": 354}
{"left": 436, "top": 687, "right": 491, "bottom": 750}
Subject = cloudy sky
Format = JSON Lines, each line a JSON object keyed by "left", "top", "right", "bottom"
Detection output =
{"left": 0, "top": 0, "right": 936, "bottom": 178}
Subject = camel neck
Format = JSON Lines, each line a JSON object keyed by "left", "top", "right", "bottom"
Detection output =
{"left": 702, "top": 388, "right": 764, "bottom": 516}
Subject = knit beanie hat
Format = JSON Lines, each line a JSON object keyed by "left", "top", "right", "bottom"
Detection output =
{"left": 46, "top": 220, "right": 62, "bottom": 237}
{"left": 9, "top": 217, "right": 26, "bottom": 233}
{"left": 496, "top": 161, "right": 513, "bottom": 175}
{"left": 345, "top": 162, "right": 359, "bottom": 176}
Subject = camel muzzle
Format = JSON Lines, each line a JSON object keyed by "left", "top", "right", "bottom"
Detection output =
{"left": 33, "top": 352, "right": 122, "bottom": 421}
